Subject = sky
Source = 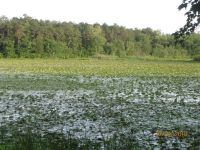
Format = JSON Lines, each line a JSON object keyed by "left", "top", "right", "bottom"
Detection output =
{"left": 0, "top": 0, "right": 188, "bottom": 34}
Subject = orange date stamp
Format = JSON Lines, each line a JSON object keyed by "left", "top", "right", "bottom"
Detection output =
{"left": 156, "top": 130, "right": 188, "bottom": 138}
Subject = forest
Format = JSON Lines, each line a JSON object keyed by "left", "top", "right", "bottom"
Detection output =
{"left": 0, "top": 15, "right": 200, "bottom": 60}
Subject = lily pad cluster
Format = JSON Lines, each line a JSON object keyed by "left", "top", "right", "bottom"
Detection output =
{"left": 0, "top": 75, "right": 200, "bottom": 149}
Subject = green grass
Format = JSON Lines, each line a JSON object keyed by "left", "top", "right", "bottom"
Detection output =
{"left": 0, "top": 58, "right": 199, "bottom": 77}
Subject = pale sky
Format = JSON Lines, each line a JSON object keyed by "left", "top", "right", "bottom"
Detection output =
{"left": 0, "top": 0, "right": 188, "bottom": 34}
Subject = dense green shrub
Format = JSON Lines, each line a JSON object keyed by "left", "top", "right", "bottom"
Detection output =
{"left": 193, "top": 54, "right": 200, "bottom": 61}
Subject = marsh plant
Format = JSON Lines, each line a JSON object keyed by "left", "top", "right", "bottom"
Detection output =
{"left": 0, "top": 75, "right": 200, "bottom": 149}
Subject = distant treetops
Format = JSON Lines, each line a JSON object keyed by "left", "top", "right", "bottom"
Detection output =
{"left": 0, "top": 15, "right": 200, "bottom": 60}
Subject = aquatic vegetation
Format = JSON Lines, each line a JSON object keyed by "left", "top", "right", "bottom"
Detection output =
{"left": 0, "top": 59, "right": 200, "bottom": 149}
{"left": 0, "top": 75, "right": 200, "bottom": 149}
{"left": 0, "top": 59, "right": 200, "bottom": 77}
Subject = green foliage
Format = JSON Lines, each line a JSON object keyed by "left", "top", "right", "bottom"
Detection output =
{"left": 0, "top": 40, "right": 16, "bottom": 57}
{"left": 103, "top": 42, "right": 113, "bottom": 55}
{"left": 152, "top": 44, "right": 166, "bottom": 58}
{"left": 184, "top": 34, "right": 200, "bottom": 56}
{"left": 0, "top": 15, "right": 199, "bottom": 59}
{"left": 125, "top": 41, "right": 135, "bottom": 55}
{"left": 113, "top": 40, "right": 126, "bottom": 57}
{"left": 173, "top": 0, "right": 200, "bottom": 39}
{"left": 193, "top": 54, "right": 200, "bottom": 61}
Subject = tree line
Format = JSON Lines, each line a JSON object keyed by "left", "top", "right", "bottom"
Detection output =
{"left": 0, "top": 15, "right": 200, "bottom": 59}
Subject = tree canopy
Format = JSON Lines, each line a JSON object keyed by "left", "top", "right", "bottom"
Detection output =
{"left": 173, "top": 0, "right": 200, "bottom": 39}
{"left": 0, "top": 15, "right": 200, "bottom": 59}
